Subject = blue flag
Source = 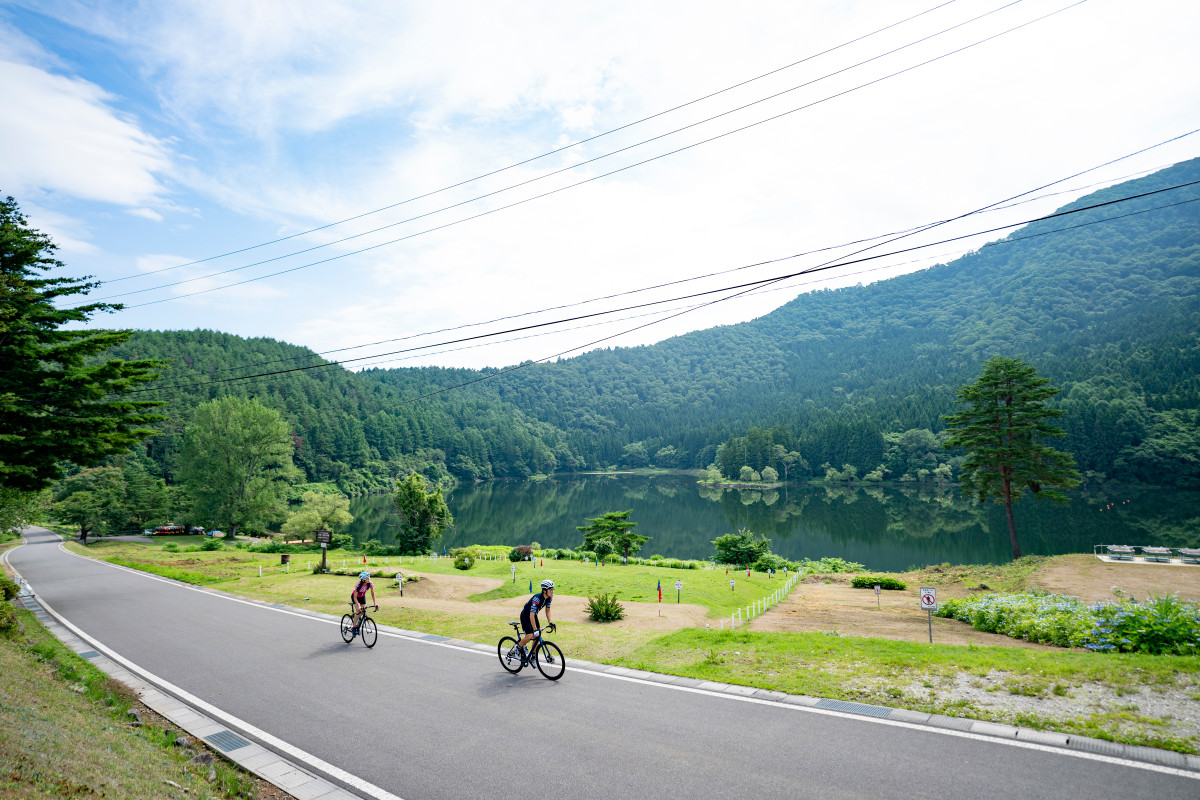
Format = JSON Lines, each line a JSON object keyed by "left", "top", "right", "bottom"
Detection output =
{"left": 529, "top": 579, "right": 533, "bottom": 593}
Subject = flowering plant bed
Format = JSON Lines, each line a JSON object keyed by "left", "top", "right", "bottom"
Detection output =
{"left": 936, "top": 592, "right": 1200, "bottom": 655}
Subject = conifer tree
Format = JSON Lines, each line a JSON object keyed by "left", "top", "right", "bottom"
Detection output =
{"left": 0, "top": 196, "right": 163, "bottom": 493}
{"left": 944, "top": 357, "right": 1080, "bottom": 559}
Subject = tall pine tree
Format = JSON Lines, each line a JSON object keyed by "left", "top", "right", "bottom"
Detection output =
{"left": 943, "top": 357, "right": 1080, "bottom": 559}
{"left": 0, "top": 196, "right": 163, "bottom": 493}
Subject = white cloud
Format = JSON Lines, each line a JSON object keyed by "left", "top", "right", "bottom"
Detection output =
{"left": 0, "top": 55, "right": 171, "bottom": 207}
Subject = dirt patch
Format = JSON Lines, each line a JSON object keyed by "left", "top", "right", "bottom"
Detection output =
{"left": 730, "top": 556, "right": 1200, "bottom": 648}
{"left": 1028, "top": 554, "right": 1200, "bottom": 603}
{"left": 380, "top": 570, "right": 711, "bottom": 630}
{"left": 751, "top": 580, "right": 1060, "bottom": 649}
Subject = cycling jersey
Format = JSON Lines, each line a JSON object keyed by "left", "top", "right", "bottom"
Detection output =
{"left": 522, "top": 591, "right": 552, "bottom": 617}
{"left": 353, "top": 579, "right": 373, "bottom": 601}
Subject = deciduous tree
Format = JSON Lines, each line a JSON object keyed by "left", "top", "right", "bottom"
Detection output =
{"left": 281, "top": 490, "right": 354, "bottom": 538}
{"left": 943, "top": 356, "right": 1080, "bottom": 559}
{"left": 178, "top": 397, "right": 299, "bottom": 536}
{"left": 391, "top": 473, "right": 452, "bottom": 555}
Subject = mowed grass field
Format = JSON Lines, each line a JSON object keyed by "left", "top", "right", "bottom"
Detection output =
{"left": 53, "top": 536, "right": 1200, "bottom": 753}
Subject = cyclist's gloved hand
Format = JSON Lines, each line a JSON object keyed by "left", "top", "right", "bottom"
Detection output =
{"left": 547, "top": 623, "right": 556, "bottom": 633}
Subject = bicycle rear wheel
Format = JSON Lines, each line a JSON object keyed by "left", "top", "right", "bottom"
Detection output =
{"left": 361, "top": 617, "right": 378, "bottom": 648}
{"left": 497, "top": 636, "right": 524, "bottom": 673}
{"left": 533, "top": 640, "right": 565, "bottom": 680}
{"left": 340, "top": 614, "right": 355, "bottom": 643}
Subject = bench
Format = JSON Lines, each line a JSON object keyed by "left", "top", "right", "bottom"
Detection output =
{"left": 1141, "top": 546, "right": 1172, "bottom": 563}
{"left": 1105, "top": 545, "right": 1136, "bottom": 561}
{"left": 1179, "top": 548, "right": 1200, "bottom": 564}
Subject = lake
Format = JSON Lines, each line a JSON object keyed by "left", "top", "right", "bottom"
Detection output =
{"left": 344, "top": 474, "right": 1198, "bottom": 572}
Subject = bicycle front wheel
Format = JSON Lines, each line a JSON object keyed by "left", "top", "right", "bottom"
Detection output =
{"left": 533, "top": 640, "right": 565, "bottom": 680}
{"left": 360, "top": 617, "right": 378, "bottom": 648}
{"left": 340, "top": 614, "right": 355, "bottom": 643}
{"left": 497, "top": 636, "right": 524, "bottom": 673}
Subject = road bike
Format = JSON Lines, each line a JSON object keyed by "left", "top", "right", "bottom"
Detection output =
{"left": 341, "top": 603, "right": 379, "bottom": 648}
{"left": 497, "top": 621, "right": 565, "bottom": 680}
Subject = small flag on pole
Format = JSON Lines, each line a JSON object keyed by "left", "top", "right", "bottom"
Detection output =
{"left": 657, "top": 579, "right": 662, "bottom": 602}
{"left": 529, "top": 579, "right": 533, "bottom": 593}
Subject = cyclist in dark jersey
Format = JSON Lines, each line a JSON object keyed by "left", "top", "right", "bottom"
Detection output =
{"left": 517, "top": 579, "right": 555, "bottom": 657}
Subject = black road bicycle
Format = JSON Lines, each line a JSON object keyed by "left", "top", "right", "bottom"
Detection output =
{"left": 341, "top": 603, "right": 379, "bottom": 648}
{"left": 498, "top": 621, "right": 565, "bottom": 680}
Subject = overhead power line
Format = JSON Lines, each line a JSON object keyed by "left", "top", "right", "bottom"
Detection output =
{"left": 86, "top": 0, "right": 1081, "bottom": 309}
{"left": 103, "top": 159, "right": 1181, "bottom": 386}
{"left": 77, "top": 177, "right": 1199, "bottom": 399}
{"left": 100, "top": 0, "right": 962, "bottom": 284}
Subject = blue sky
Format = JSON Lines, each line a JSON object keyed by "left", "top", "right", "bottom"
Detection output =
{"left": 3, "top": 0, "right": 1199, "bottom": 369}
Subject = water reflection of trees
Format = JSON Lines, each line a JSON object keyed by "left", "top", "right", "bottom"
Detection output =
{"left": 345, "top": 476, "right": 1198, "bottom": 568}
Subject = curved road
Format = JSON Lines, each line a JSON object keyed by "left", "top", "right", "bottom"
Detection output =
{"left": 8, "top": 528, "right": 1198, "bottom": 800}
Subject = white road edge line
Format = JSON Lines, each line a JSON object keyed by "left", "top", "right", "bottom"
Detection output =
{"left": 28, "top": 536, "right": 1200, "bottom": 783}
{"left": 8, "top": 539, "right": 403, "bottom": 800}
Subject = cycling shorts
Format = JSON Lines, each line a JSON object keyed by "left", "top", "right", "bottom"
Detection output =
{"left": 520, "top": 611, "right": 537, "bottom": 634}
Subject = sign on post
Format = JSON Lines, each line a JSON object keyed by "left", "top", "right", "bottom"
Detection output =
{"left": 920, "top": 586, "right": 937, "bottom": 643}
{"left": 315, "top": 529, "right": 332, "bottom": 573}
{"left": 920, "top": 587, "right": 937, "bottom": 610}
{"left": 675, "top": 580, "right": 682, "bottom": 603}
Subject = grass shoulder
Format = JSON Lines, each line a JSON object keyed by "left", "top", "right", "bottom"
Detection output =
{"left": 0, "top": 608, "right": 275, "bottom": 799}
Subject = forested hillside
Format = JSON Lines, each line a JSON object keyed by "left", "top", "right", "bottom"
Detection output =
{"left": 111, "top": 158, "right": 1200, "bottom": 490}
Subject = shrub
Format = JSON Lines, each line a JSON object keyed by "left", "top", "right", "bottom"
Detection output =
{"left": 799, "top": 557, "right": 865, "bottom": 575}
{"left": 199, "top": 538, "right": 222, "bottom": 551}
{"left": 585, "top": 592, "right": 625, "bottom": 622}
{"left": 509, "top": 545, "right": 532, "bottom": 562}
{"left": 0, "top": 602, "right": 17, "bottom": 632}
{"left": 851, "top": 576, "right": 906, "bottom": 590}
{"left": 162, "top": 542, "right": 179, "bottom": 553}
{"left": 454, "top": 553, "right": 474, "bottom": 570}
{"left": 753, "top": 552, "right": 792, "bottom": 573}
{"left": 0, "top": 575, "right": 20, "bottom": 601}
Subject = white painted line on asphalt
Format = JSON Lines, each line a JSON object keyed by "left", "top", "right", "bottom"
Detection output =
{"left": 39, "top": 537, "right": 1200, "bottom": 782}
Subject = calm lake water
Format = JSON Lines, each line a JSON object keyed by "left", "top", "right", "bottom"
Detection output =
{"left": 344, "top": 474, "right": 1199, "bottom": 572}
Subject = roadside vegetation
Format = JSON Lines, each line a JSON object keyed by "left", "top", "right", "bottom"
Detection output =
{"left": 0, "top": 604, "right": 264, "bottom": 799}
{"left": 54, "top": 534, "right": 1200, "bottom": 754}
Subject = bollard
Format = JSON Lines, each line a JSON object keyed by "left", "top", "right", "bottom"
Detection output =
{"left": 258, "top": 566, "right": 262, "bottom": 578}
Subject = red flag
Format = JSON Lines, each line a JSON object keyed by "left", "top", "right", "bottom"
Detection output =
{"left": 657, "top": 579, "right": 662, "bottom": 602}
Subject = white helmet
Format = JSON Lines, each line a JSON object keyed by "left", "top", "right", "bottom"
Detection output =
{"left": 541, "top": 579, "right": 554, "bottom": 590}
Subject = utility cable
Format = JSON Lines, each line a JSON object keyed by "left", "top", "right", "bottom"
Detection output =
{"left": 64, "top": 177, "right": 1197, "bottom": 399}
{"left": 87, "top": 132, "right": 1200, "bottom": 386}
{"left": 86, "top": 0, "right": 1075, "bottom": 308}
{"left": 100, "top": 1, "right": 961, "bottom": 284}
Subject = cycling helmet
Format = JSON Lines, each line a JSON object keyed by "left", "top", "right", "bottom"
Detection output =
{"left": 541, "top": 579, "right": 555, "bottom": 590}
{"left": 359, "top": 571, "right": 371, "bottom": 579}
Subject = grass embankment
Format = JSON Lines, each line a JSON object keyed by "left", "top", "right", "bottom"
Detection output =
{"left": 62, "top": 538, "right": 1200, "bottom": 753}
{"left": 0, "top": 607, "right": 258, "bottom": 799}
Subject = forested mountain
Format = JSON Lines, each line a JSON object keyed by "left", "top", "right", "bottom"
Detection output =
{"left": 109, "top": 158, "right": 1200, "bottom": 490}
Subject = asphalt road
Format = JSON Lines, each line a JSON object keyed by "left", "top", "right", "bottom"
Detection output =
{"left": 9, "top": 527, "right": 1199, "bottom": 800}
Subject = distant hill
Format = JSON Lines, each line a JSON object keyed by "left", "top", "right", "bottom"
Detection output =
{"left": 109, "top": 158, "right": 1200, "bottom": 490}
